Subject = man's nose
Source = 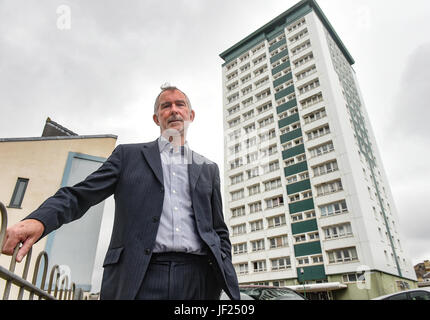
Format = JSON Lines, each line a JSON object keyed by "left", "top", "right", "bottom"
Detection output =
{"left": 170, "top": 103, "right": 180, "bottom": 114}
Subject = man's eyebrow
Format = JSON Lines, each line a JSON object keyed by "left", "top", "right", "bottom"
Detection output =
{"left": 160, "top": 100, "right": 186, "bottom": 106}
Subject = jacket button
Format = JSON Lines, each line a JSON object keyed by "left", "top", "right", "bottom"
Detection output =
{"left": 160, "top": 187, "right": 164, "bottom": 192}
{"left": 145, "top": 248, "right": 151, "bottom": 255}
{"left": 152, "top": 217, "right": 159, "bottom": 222}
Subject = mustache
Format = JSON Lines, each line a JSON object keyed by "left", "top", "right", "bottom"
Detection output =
{"left": 167, "top": 116, "right": 184, "bottom": 123}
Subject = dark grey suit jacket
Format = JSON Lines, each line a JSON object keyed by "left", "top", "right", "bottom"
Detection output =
{"left": 26, "top": 139, "right": 240, "bottom": 300}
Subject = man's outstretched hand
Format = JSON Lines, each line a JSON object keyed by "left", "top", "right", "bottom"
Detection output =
{"left": 1, "top": 219, "right": 44, "bottom": 262}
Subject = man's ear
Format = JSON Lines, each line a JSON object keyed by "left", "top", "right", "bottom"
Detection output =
{"left": 189, "top": 110, "right": 195, "bottom": 122}
{"left": 153, "top": 114, "right": 160, "bottom": 126}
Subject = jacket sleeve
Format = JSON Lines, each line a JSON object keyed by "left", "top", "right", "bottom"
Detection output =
{"left": 210, "top": 163, "right": 232, "bottom": 260}
{"left": 24, "top": 145, "right": 122, "bottom": 239}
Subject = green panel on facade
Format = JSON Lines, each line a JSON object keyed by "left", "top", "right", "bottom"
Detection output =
{"left": 282, "top": 144, "right": 305, "bottom": 159}
{"left": 270, "top": 49, "right": 289, "bottom": 64}
{"left": 271, "top": 60, "right": 290, "bottom": 75}
{"left": 274, "top": 85, "right": 295, "bottom": 101}
{"left": 291, "top": 218, "right": 318, "bottom": 235}
{"left": 296, "top": 265, "right": 326, "bottom": 282}
{"left": 276, "top": 98, "right": 297, "bottom": 114}
{"left": 294, "top": 241, "right": 322, "bottom": 257}
{"left": 280, "top": 128, "right": 302, "bottom": 144}
{"left": 288, "top": 198, "right": 314, "bottom": 214}
{"left": 269, "top": 38, "right": 287, "bottom": 52}
{"left": 287, "top": 179, "right": 311, "bottom": 195}
{"left": 273, "top": 72, "right": 293, "bottom": 89}
{"left": 284, "top": 161, "right": 308, "bottom": 177}
{"left": 278, "top": 112, "right": 299, "bottom": 129}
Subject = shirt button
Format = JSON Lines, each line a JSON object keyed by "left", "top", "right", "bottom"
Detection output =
{"left": 172, "top": 172, "right": 176, "bottom": 176}
{"left": 175, "top": 228, "right": 180, "bottom": 232}
{"left": 174, "top": 207, "right": 178, "bottom": 211}
{"left": 172, "top": 190, "right": 176, "bottom": 194}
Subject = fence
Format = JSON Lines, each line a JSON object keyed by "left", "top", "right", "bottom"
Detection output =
{"left": 0, "top": 201, "right": 83, "bottom": 300}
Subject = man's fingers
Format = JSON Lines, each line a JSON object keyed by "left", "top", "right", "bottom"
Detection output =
{"left": 16, "top": 238, "right": 34, "bottom": 262}
{"left": 1, "top": 219, "right": 44, "bottom": 262}
{"left": 1, "top": 233, "right": 20, "bottom": 256}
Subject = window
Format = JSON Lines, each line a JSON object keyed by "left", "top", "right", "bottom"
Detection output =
{"left": 233, "top": 242, "right": 247, "bottom": 255}
{"left": 231, "top": 189, "right": 244, "bottom": 201}
{"left": 266, "top": 196, "right": 284, "bottom": 209}
{"left": 323, "top": 223, "right": 353, "bottom": 240}
{"left": 263, "top": 178, "right": 282, "bottom": 191}
{"left": 262, "top": 161, "right": 279, "bottom": 174}
{"left": 248, "top": 184, "right": 261, "bottom": 196}
{"left": 230, "top": 173, "right": 243, "bottom": 185}
{"left": 287, "top": 18, "right": 306, "bottom": 33}
{"left": 316, "top": 179, "right": 343, "bottom": 196}
{"left": 306, "top": 124, "right": 330, "bottom": 141}
{"left": 293, "top": 52, "right": 313, "bottom": 68}
{"left": 298, "top": 78, "right": 320, "bottom": 95}
{"left": 231, "top": 206, "right": 245, "bottom": 218}
{"left": 230, "top": 157, "right": 243, "bottom": 169}
{"left": 9, "top": 178, "right": 29, "bottom": 208}
{"left": 309, "top": 141, "right": 334, "bottom": 158}
{"left": 319, "top": 200, "right": 348, "bottom": 217}
{"left": 297, "top": 257, "right": 309, "bottom": 265}
{"left": 232, "top": 224, "right": 246, "bottom": 236}
{"left": 228, "top": 128, "right": 241, "bottom": 141}
{"left": 253, "top": 260, "right": 267, "bottom": 272}
{"left": 247, "top": 167, "right": 259, "bottom": 179}
{"left": 289, "top": 28, "right": 308, "bottom": 43}
{"left": 227, "top": 104, "right": 240, "bottom": 116}
{"left": 244, "top": 123, "right": 256, "bottom": 134}
{"left": 235, "top": 263, "right": 249, "bottom": 275}
{"left": 259, "top": 128, "right": 276, "bottom": 142}
{"left": 271, "top": 257, "right": 291, "bottom": 270}
{"left": 258, "top": 115, "right": 274, "bottom": 128}
{"left": 251, "top": 239, "right": 265, "bottom": 252}
{"left": 410, "top": 291, "right": 430, "bottom": 301}
{"left": 303, "top": 107, "right": 326, "bottom": 124}
{"left": 269, "top": 235, "right": 288, "bottom": 249}
{"left": 291, "top": 40, "right": 311, "bottom": 56}
{"left": 327, "top": 247, "right": 358, "bottom": 264}
{"left": 294, "top": 234, "right": 306, "bottom": 243}
{"left": 250, "top": 219, "right": 264, "bottom": 232}
{"left": 296, "top": 64, "right": 317, "bottom": 81}
{"left": 342, "top": 273, "right": 365, "bottom": 283}
{"left": 267, "top": 214, "right": 286, "bottom": 228}
{"left": 228, "top": 117, "right": 240, "bottom": 128}
{"left": 246, "top": 152, "right": 258, "bottom": 164}
{"left": 256, "top": 101, "right": 273, "bottom": 115}
{"left": 249, "top": 201, "right": 262, "bottom": 214}
{"left": 312, "top": 160, "right": 339, "bottom": 177}
{"left": 300, "top": 92, "right": 323, "bottom": 109}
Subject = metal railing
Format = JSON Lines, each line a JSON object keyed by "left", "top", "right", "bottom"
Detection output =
{"left": 0, "top": 202, "right": 81, "bottom": 300}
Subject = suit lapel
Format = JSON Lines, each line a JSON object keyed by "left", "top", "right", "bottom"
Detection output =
{"left": 141, "top": 139, "right": 164, "bottom": 186}
{"left": 188, "top": 151, "right": 203, "bottom": 193}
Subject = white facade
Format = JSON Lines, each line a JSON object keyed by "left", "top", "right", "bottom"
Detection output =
{"left": 221, "top": 2, "right": 416, "bottom": 290}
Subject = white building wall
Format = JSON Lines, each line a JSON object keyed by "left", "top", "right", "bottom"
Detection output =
{"left": 221, "top": 5, "right": 416, "bottom": 286}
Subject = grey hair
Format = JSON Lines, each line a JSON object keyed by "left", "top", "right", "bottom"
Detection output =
{"left": 153, "top": 85, "right": 192, "bottom": 115}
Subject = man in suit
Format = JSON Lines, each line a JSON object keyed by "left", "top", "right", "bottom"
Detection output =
{"left": 1, "top": 85, "right": 240, "bottom": 300}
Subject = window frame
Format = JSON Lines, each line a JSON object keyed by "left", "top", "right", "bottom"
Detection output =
{"left": 8, "top": 177, "right": 29, "bottom": 209}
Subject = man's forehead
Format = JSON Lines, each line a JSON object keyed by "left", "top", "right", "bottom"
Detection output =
{"left": 159, "top": 89, "right": 186, "bottom": 101}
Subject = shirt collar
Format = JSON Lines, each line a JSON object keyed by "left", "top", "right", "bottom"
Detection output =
{"left": 158, "top": 135, "right": 190, "bottom": 154}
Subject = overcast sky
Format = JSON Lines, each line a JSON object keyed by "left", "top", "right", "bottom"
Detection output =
{"left": 1, "top": 0, "right": 429, "bottom": 271}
